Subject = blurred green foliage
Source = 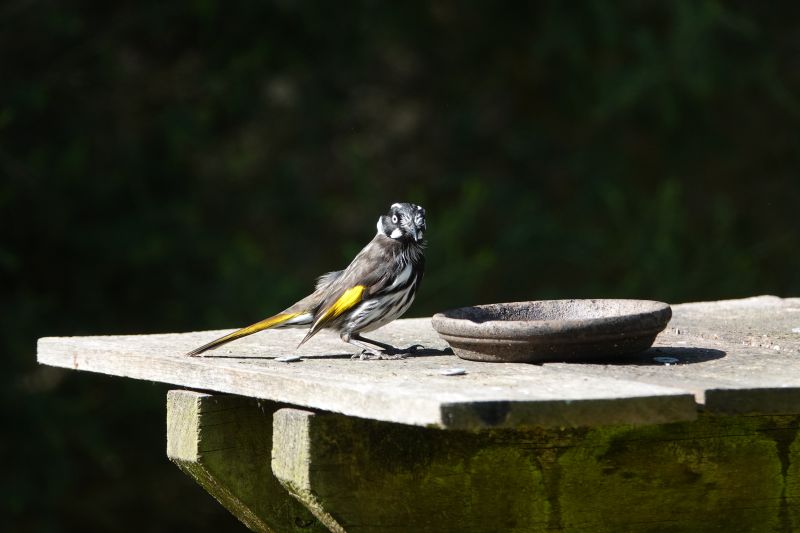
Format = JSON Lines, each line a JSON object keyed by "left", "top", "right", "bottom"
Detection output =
{"left": 2, "top": 1, "right": 799, "bottom": 531}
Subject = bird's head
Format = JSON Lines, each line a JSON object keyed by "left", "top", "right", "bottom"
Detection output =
{"left": 377, "top": 202, "right": 426, "bottom": 243}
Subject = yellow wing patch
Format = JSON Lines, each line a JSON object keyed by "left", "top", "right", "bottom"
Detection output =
{"left": 299, "top": 285, "right": 365, "bottom": 347}
{"left": 322, "top": 285, "right": 365, "bottom": 321}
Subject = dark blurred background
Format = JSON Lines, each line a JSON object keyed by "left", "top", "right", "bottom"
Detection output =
{"left": 3, "top": 1, "right": 799, "bottom": 531}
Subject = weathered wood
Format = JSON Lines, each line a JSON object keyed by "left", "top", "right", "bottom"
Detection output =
{"left": 546, "top": 296, "right": 800, "bottom": 414}
{"left": 37, "top": 296, "right": 800, "bottom": 428}
{"left": 271, "top": 405, "right": 800, "bottom": 533}
{"left": 166, "top": 390, "right": 325, "bottom": 533}
{"left": 38, "top": 297, "right": 800, "bottom": 532}
{"left": 272, "top": 409, "right": 346, "bottom": 533}
{"left": 670, "top": 295, "right": 800, "bottom": 353}
{"left": 36, "top": 318, "right": 695, "bottom": 429}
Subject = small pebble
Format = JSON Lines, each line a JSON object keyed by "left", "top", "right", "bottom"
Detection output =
{"left": 274, "top": 355, "right": 302, "bottom": 363}
{"left": 440, "top": 368, "right": 467, "bottom": 376}
{"left": 792, "top": 327, "right": 800, "bottom": 334}
{"left": 653, "top": 356, "right": 679, "bottom": 365}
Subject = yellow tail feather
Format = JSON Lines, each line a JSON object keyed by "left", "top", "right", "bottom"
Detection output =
{"left": 186, "top": 312, "right": 301, "bottom": 356}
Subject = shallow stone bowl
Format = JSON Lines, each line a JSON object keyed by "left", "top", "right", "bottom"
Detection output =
{"left": 431, "top": 299, "right": 672, "bottom": 363}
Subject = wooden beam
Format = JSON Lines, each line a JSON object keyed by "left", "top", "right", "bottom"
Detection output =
{"left": 271, "top": 406, "right": 800, "bottom": 532}
{"left": 166, "top": 390, "right": 326, "bottom": 533}
{"left": 272, "top": 409, "right": 346, "bottom": 533}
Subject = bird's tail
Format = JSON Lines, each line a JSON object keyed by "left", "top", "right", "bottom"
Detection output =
{"left": 186, "top": 312, "right": 305, "bottom": 356}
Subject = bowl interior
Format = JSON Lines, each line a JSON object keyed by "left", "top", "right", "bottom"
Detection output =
{"left": 441, "top": 299, "right": 665, "bottom": 323}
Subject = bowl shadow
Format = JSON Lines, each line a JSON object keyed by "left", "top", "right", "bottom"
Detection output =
{"left": 587, "top": 346, "right": 727, "bottom": 366}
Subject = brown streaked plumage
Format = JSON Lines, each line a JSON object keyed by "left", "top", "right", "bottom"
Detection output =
{"left": 186, "top": 202, "right": 427, "bottom": 359}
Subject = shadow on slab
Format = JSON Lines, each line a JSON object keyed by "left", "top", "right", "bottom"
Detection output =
{"left": 305, "top": 346, "right": 454, "bottom": 360}
{"left": 400, "top": 346, "right": 454, "bottom": 357}
{"left": 593, "top": 346, "right": 727, "bottom": 366}
{"left": 195, "top": 346, "right": 454, "bottom": 361}
{"left": 188, "top": 354, "right": 295, "bottom": 360}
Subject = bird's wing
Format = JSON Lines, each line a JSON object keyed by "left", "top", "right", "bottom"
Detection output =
{"left": 315, "top": 270, "right": 343, "bottom": 290}
{"left": 298, "top": 239, "right": 394, "bottom": 346}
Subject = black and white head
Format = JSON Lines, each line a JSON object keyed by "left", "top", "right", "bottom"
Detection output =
{"left": 377, "top": 202, "right": 426, "bottom": 243}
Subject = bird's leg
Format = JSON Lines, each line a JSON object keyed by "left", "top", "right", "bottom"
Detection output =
{"left": 353, "top": 334, "right": 397, "bottom": 352}
{"left": 343, "top": 333, "right": 405, "bottom": 360}
{"left": 356, "top": 335, "right": 425, "bottom": 355}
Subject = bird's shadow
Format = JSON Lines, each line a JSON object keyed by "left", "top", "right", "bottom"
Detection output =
{"left": 190, "top": 345, "right": 454, "bottom": 361}
{"left": 190, "top": 354, "right": 279, "bottom": 360}
{"left": 305, "top": 346, "right": 454, "bottom": 360}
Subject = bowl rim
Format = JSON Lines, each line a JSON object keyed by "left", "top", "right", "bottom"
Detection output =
{"left": 431, "top": 299, "right": 672, "bottom": 340}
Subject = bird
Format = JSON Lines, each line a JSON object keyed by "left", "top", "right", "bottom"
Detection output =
{"left": 186, "top": 202, "right": 427, "bottom": 359}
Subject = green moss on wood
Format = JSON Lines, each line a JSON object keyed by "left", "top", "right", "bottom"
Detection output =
{"left": 171, "top": 391, "right": 800, "bottom": 532}
{"left": 167, "top": 391, "right": 324, "bottom": 533}
{"left": 273, "top": 411, "right": 800, "bottom": 532}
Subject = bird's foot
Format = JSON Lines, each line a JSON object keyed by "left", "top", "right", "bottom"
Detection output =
{"left": 352, "top": 348, "right": 406, "bottom": 360}
{"left": 368, "top": 352, "right": 407, "bottom": 360}
{"left": 353, "top": 348, "right": 405, "bottom": 361}
{"left": 351, "top": 344, "right": 425, "bottom": 360}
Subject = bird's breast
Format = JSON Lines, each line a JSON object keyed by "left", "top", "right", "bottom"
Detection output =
{"left": 385, "top": 262, "right": 414, "bottom": 292}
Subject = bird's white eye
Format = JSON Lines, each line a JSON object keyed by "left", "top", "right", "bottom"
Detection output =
{"left": 392, "top": 215, "right": 398, "bottom": 224}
